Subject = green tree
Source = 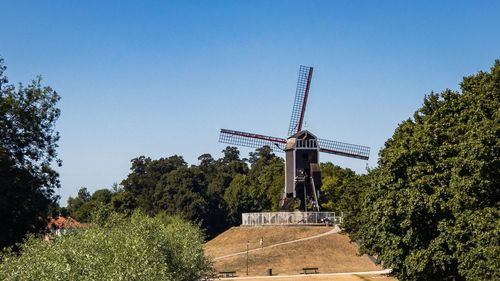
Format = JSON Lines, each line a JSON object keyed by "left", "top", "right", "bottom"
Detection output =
{"left": 247, "top": 146, "right": 283, "bottom": 211}
{"left": 121, "top": 155, "right": 187, "bottom": 214}
{"left": 91, "top": 189, "right": 112, "bottom": 204}
{"left": 348, "top": 61, "right": 500, "bottom": 281}
{"left": 67, "top": 187, "right": 91, "bottom": 220}
{"left": 224, "top": 174, "right": 252, "bottom": 223}
{"left": 203, "top": 149, "right": 248, "bottom": 234}
{"left": 111, "top": 190, "right": 137, "bottom": 214}
{"left": 0, "top": 57, "right": 61, "bottom": 249}
{"left": 0, "top": 211, "right": 211, "bottom": 281}
{"left": 319, "top": 163, "right": 357, "bottom": 213}
{"left": 154, "top": 166, "right": 208, "bottom": 224}
{"left": 255, "top": 157, "right": 284, "bottom": 211}
{"left": 221, "top": 146, "right": 241, "bottom": 164}
{"left": 67, "top": 188, "right": 115, "bottom": 222}
{"left": 198, "top": 153, "right": 216, "bottom": 180}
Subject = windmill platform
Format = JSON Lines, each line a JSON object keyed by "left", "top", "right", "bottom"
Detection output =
{"left": 241, "top": 211, "right": 343, "bottom": 227}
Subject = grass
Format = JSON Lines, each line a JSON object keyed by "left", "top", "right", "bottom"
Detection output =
{"left": 205, "top": 226, "right": 387, "bottom": 278}
{"left": 205, "top": 226, "right": 332, "bottom": 258}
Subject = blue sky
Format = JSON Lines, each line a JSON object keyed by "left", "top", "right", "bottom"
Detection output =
{"left": 1, "top": 1, "right": 499, "bottom": 204}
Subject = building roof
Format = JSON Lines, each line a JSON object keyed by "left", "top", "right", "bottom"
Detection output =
{"left": 47, "top": 216, "right": 88, "bottom": 229}
{"left": 285, "top": 130, "right": 318, "bottom": 150}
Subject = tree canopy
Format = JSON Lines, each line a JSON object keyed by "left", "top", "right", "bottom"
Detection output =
{"left": 65, "top": 146, "right": 285, "bottom": 238}
{"left": 0, "top": 57, "right": 61, "bottom": 249}
{"left": 344, "top": 61, "right": 500, "bottom": 281}
{"left": 0, "top": 211, "right": 210, "bottom": 281}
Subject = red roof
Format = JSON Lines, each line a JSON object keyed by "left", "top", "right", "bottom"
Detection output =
{"left": 47, "top": 216, "right": 88, "bottom": 229}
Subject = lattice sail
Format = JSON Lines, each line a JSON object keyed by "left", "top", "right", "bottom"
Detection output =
{"left": 288, "top": 65, "right": 313, "bottom": 136}
{"left": 318, "top": 138, "right": 370, "bottom": 160}
{"left": 219, "top": 129, "right": 286, "bottom": 152}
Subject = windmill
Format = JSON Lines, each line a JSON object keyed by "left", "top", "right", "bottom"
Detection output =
{"left": 219, "top": 66, "right": 370, "bottom": 212}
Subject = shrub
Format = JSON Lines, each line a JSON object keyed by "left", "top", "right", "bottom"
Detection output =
{"left": 0, "top": 211, "right": 211, "bottom": 281}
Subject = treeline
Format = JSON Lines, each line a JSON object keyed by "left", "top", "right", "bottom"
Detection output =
{"left": 66, "top": 147, "right": 355, "bottom": 238}
{"left": 67, "top": 147, "right": 283, "bottom": 237}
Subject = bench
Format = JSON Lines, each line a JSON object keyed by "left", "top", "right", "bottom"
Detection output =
{"left": 302, "top": 267, "right": 319, "bottom": 274}
{"left": 219, "top": 271, "right": 236, "bottom": 278}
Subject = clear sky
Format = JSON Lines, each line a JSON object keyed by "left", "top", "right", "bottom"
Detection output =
{"left": 1, "top": 1, "right": 499, "bottom": 205}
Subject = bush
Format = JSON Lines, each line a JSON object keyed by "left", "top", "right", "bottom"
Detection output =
{"left": 0, "top": 211, "right": 211, "bottom": 281}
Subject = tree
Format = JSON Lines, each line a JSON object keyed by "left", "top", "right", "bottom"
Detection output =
{"left": 153, "top": 166, "right": 208, "bottom": 224}
{"left": 198, "top": 153, "right": 216, "bottom": 177}
{"left": 0, "top": 211, "right": 211, "bottom": 281}
{"left": 348, "top": 61, "right": 500, "bottom": 281}
{"left": 91, "top": 189, "right": 112, "bottom": 204}
{"left": 254, "top": 157, "right": 284, "bottom": 211}
{"left": 121, "top": 155, "right": 187, "bottom": 214}
{"left": 111, "top": 190, "right": 137, "bottom": 214}
{"left": 106, "top": 146, "right": 281, "bottom": 237}
{"left": 68, "top": 187, "right": 91, "bottom": 221}
{"left": 68, "top": 187, "right": 117, "bottom": 222}
{"left": 246, "top": 146, "right": 283, "bottom": 211}
{"left": 0, "top": 57, "right": 61, "bottom": 250}
{"left": 224, "top": 174, "right": 252, "bottom": 223}
{"left": 319, "top": 163, "right": 357, "bottom": 213}
{"left": 203, "top": 149, "right": 248, "bottom": 235}
{"left": 221, "top": 146, "right": 241, "bottom": 164}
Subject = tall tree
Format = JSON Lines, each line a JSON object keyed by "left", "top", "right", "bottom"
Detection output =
{"left": 67, "top": 187, "right": 91, "bottom": 221}
{"left": 0, "top": 57, "right": 61, "bottom": 249}
{"left": 224, "top": 174, "right": 252, "bottom": 223}
{"left": 319, "top": 163, "right": 357, "bottom": 213}
{"left": 121, "top": 155, "right": 187, "bottom": 214}
{"left": 67, "top": 188, "right": 114, "bottom": 222}
{"left": 154, "top": 166, "right": 209, "bottom": 230}
{"left": 348, "top": 61, "right": 500, "bottom": 281}
{"left": 247, "top": 146, "right": 283, "bottom": 211}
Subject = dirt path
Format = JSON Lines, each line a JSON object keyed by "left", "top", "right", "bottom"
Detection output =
{"left": 214, "top": 226, "right": 340, "bottom": 261}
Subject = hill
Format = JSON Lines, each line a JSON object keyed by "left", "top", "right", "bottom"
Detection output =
{"left": 205, "top": 226, "right": 384, "bottom": 277}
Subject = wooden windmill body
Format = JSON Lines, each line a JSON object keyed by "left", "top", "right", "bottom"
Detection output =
{"left": 219, "top": 66, "right": 370, "bottom": 211}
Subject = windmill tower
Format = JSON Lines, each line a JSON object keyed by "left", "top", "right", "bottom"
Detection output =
{"left": 219, "top": 66, "right": 370, "bottom": 212}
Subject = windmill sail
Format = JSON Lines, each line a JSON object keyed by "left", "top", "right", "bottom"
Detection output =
{"left": 219, "top": 129, "right": 286, "bottom": 152}
{"left": 318, "top": 138, "right": 370, "bottom": 160}
{"left": 288, "top": 65, "right": 313, "bottom": 136}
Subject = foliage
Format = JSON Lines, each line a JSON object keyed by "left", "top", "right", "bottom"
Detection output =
{"left": 111, "top": 190, "right": 137, "bottom": 214}
{"left": 224, "top": 174, "right": 252, "bottom": 223}
{"left": 345, "top": 61, "right": 500, "bottom": 281}
{"left": 319, "top": 163, "right": 357, "bottom": 213}
{"left": 0, "top": 57, "right": 61, "bottom": 250}
{"left": 0, "top": 211, "right": 211, "bottom": 281}
{"left": 154, "top": 166, "right": 208, "bottom": 222}
{"left": 67, "top": 187, "right": 115, "bottom": 222}
{"left": 122, "top": 155, "right": 187, "bottom": 215}
{"left": 248, "top": 146, "right": 284, "bottom": 211}
{"left": 97, "top": 145, "right": 286, "bottom": 238}
{"left": 222, "top": 146, "right": 284, "bottom": 222}
{"left": 67, "top": 187, "right": 90, "bottom": 220}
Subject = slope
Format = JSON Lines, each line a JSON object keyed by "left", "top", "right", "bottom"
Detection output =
{"left": 205, "top": 226, "right": 382, "bottom": 277}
